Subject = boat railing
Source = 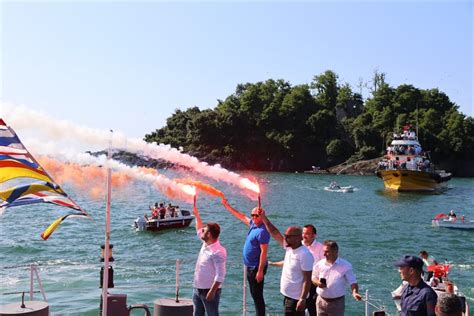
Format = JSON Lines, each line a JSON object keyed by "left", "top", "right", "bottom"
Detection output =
{"left": 363, "top": 289, "right": 392, "bottom": 316}
{"left": 2, "top": 260, "right": 382, "bottom": 315}
{"left": 29, "top": 264, "right": 48, "bottom": 303}
{"left": 1, "top": 264, "right": 51, "bottom": 316}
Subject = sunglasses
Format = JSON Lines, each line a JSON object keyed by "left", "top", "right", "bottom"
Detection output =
{"left": 250, "top": 214, "right": 260, "bottom": 218}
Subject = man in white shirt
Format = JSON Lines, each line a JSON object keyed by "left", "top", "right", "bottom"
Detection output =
{"left": 192, "top": 204, "right": 227, "bottom": 316}
{"left": 260, "top": 209, "right": 314, "bottom": 316}
{"left": 303, "top": 224, "right": 324, "bottom": 316}
{"left": 312, "top": 240, "right": 362, "bottom": 316}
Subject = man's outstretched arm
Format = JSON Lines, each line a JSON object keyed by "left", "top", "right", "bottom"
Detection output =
{"left": 193, "top": 204, "right": 203, "bottom": 232}
{"left": 259, "top": 209, "right": 284, "bottom": 247}
{"left": 221, "top": 198, "right": 250, "bottom": 226}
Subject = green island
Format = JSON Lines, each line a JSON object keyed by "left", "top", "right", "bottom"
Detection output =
{"left": 143, "top": 70, "right": 474, "bottom": 177}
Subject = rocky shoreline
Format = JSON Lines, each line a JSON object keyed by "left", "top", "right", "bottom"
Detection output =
{"left": 327, "top": 157, "right": 382, "bottom": 176}
{"left": 90, "top": 150, "right": 472, "bottom": 177}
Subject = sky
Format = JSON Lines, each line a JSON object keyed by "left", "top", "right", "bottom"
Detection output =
{"left": 1, "top": 0, "right": 472, "bottom": 139}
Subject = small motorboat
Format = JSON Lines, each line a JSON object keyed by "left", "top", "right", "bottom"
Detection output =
{"left": 324, "top": 182, "right": 354, "bottom": 193}
{"left": 431, "top": 212, "right": 474, "bottom": 230}
{"left": 391, "top": 264, "right": 469, "bottom": 315}
{"left": 134, "top": 207, "right": 194, "bottom": 232}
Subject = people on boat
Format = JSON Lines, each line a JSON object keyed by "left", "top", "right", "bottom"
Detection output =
{"left": 394, "top": 255, "right": 437, "bottom": 316}
{"left": 221, "top": 199, "right": 270, "bottom": 316}
{"left": 259, "top": 208, "right": 315, "bottom": 315}
{"left": 302, "top": 224, "right": 324, "bottom": 316}
{"left": 312, "top": 240, "right": 362, "bottom": 315}
{"left": 149, "top": 203, "right": 159, "bottom": 219}
{"left": 192, "top": 202, "right": 227, "bottom": 316}
{"left": 167, "top": 203, "right": 177, "bottom": 218}
{"left": 329, "top": 181, "right": 341, "bottom": 190}
{"left": 269, "top": 224, "right": 325, "bottom": 316}
{"left": 435, "top": 293, "right": 463, "bottom": 316}
{"left": 419, "top": 250, "right": 438, "bottom": 281}
{"left": 448, "top": 210, "right": 457, "bottom": 221}
{"left": 159, "top": 203, "right": 166, "bottom": 219}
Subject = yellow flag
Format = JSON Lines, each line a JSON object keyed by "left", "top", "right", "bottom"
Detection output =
{"left": 41, "top": 215, "right": 68, "bottom": 240}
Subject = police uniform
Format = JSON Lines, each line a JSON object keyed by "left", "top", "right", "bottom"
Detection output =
{"left": 400, "top": 279, "right": 437, "bottom": 316}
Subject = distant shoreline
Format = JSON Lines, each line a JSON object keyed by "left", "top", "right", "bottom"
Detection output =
{"left": 91, "top": 150, "right": 474, "bottom": 177}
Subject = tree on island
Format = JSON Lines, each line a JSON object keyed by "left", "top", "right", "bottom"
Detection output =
{"left": 144, "top": 70, "right": 474, "bottom": 175}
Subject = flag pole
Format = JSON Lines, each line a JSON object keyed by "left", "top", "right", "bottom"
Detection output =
{"left": 101, "top": 130, "right": 113, "bottom": 316}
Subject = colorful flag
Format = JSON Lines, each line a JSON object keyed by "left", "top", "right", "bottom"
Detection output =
{"left": 0, "top": 181, "right": 66, "bottom": 204}
{"left": 0, "top": 118, "right": 90, "bottom": 239}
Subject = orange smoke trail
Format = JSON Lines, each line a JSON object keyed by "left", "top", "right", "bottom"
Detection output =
{"left": 175, "top": 178, "right": 225, "bottom": 199}
{"left": 156, "top": 182, "right": 196, "bottom": 203}
{"left": 137, "top": 166, "right": 159, "bottom": 176}
{"left": 37, "top": 156, "right": 131, "bottom": 199}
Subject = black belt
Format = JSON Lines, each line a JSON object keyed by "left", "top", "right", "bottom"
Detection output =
{"left": 320, "top": 295, "right": 344, "bottom": 302}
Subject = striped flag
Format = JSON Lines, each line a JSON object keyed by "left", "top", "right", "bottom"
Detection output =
{"left": 0, "top": 118, "right": 90, "bottom": 239}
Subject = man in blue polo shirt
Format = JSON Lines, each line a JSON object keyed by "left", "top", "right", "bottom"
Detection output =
{"left": 222, "top": 199, "right": 270, "bottom": 316}
{"left": 395, "top": 255, "right": 437, "bottom": 316}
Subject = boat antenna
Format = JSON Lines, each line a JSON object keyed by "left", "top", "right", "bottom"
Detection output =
{"left": 416, "top": 102, "right": 419, "bottom": 137}
{"left": 101, "top": 129, "right": 113, "bottom": 316}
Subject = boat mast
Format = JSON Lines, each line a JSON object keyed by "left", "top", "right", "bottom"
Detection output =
{"left": 101, "top": 130, "right": 113, "bottom": 315}
{"left": 416, "top": 102, "right": 419, "bottom": 137}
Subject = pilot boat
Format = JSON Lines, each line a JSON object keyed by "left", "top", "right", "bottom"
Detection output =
{"left": 376, "top": 126, "right": 451, "bottom": 192}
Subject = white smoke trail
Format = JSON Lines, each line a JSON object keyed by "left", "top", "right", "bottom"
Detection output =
{"left": 26, "top": 138, "right": 196, "bottom": 203}
{"left": 2, "top": 103, "right": 258, "bottom": 196}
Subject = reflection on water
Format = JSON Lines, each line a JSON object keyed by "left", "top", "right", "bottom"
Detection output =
{"left": 375, "top": 189, "right": 442, "bottom": 202}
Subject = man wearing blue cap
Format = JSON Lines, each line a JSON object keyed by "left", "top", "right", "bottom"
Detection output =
{"left": 395, "top": 255, "right": 437, "bottom": 316}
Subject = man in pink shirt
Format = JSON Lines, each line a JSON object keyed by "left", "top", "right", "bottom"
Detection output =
{"left": 192, "top": 204, "right": 227, "bottom": 316}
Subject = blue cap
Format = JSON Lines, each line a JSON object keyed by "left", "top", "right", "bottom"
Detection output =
{"left": 394, "top": 255, "right": 424, "bottom": 270}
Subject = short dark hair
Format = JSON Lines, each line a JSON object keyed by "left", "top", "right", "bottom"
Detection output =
{"left": 437, "top": 293, "right": 463, "bottom": 316}
{"left": 304, "top": 224, "right": 317, "bottom": 234}
{"left": 323, "top": 239, "right": 339, "bottom": 251}
{"left": 419, "top": 250, "right": 428, "bottom": 256}
{"left": 206, "top": 222, "right": 221, "bottom": 239}
{"left": 323, "top": 240, "right": 339, "bottom": 252}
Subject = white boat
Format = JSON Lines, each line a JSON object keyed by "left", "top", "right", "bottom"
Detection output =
{"left": 134, "top": 208, "right": 194, "bottom": 232}
{"left": 432, "top": 215, "right": 474, "bottom": 230}
{"left": 324, "top": 182, "right": 354, "bottom": 193}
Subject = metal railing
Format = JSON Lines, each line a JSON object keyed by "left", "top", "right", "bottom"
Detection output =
{"left": 2, "top": 261, "right": 385, "bottom": 316}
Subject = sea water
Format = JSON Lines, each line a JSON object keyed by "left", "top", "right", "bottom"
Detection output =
{"left": 1, "top": 174, "right": 473, "bottom": 315}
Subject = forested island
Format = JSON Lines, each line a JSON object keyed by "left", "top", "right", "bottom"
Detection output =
{"left": 143, "top": 70, "right": 474, "bottom": 177}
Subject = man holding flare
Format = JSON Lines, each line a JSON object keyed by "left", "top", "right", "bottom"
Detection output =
{"left": 221, "top": 198, "right": 270, "bottom": 316}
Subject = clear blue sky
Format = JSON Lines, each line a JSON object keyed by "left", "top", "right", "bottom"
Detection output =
{"left": 1, "top": 1, "right": 472, "bottom": 138}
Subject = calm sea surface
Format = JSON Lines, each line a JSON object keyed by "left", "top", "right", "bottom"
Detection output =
{"left": 1, "top": 173, "right": 473, "bottom": 315}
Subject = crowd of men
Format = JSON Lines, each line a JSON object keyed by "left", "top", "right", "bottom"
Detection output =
{"left": 191, "top": 203, "right": 464, "bottom": 316}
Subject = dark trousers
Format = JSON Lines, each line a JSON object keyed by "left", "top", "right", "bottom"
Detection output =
{"left": 306, "top": 283, "right": 317, "bottom": 316}
{"left": 246, "top": 265, "right": 267, "bottom": 316}
{"left": 284, "top": 296, "right": 305, "bottom": 316}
